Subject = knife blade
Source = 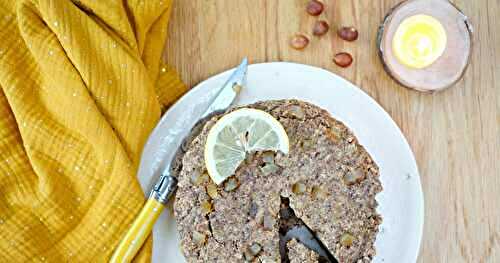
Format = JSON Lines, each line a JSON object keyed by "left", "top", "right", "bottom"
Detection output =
{"left": 159, "top": 57, "right": 248, "bottom": 181}
{"left": 150, "top": 57, "right": 248, "bottom": 203}
{"left": 110, "top": 58, "right": 248, "bottom": 263}
{"left": 282, "top": 225, "right": 339, "bottom": 263}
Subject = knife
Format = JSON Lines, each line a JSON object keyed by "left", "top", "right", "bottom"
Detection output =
{"left": 282, "top": 225, "right": 339, "bottom": 263}
{"left": 110, "top": 58, "right": 248, "bottom": 263}
{"left": 279, "top": 197, "right": 338, "bottom": 263}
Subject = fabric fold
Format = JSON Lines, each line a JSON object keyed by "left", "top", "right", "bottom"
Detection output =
{"left": 0, "top": 0, "right": 185, "bottom": 261}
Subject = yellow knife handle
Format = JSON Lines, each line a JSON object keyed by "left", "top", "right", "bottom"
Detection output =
{"left": 110, "top": 198, "right": 165, "bottom": 263}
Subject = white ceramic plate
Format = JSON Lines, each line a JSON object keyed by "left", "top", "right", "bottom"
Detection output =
{"left": 137, "top": 62, "right": 424, "bottom": 262}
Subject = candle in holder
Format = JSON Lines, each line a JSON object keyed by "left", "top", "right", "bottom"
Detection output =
{"left": 378, "top": 0, "right": 472, "bottom": 92}
{"left": 393, "top": 14, "right": 447, "bottom": 69}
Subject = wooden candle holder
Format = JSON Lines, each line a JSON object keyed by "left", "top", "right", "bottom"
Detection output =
{"left": 377, "top": 0, "right": 473, "bottom": 92}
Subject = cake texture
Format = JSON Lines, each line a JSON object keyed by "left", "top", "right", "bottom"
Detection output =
{"left": 174, "top": 100, "right": 383, "bottom": 262}
{"left": 287, "top": 239, "right": 320, "bottom": 263}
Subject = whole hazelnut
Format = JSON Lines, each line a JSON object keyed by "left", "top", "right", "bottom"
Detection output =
{"left": 313, "top": 20, "right": 330, "bottom": 36}
{"left": 306, "top": 0, "right": 324, "bottom": 16}
{"left": 338, "top": 27, "right": 359, "bottom": 41}
{"left": 290, "top": 34, "right": 310, "bottom": 50}
{"left": 333, "top": 52, "right": 353, "bottom": 68}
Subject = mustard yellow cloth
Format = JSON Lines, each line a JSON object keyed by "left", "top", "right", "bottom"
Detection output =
{"left": 0, "top": 0, "right": 186, "bottom": 261}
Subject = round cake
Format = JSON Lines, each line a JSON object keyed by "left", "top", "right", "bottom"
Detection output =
{"left": 174, "top": 100, "right": 383, "bottom": 263}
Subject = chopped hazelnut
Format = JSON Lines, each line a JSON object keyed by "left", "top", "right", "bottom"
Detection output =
{"left": 263, "top": 213, "right": 275, "bottom": 231}
{"left": 206, "top": 184, "right": 218, "bottom": 199}
{"left": 311, "top": 186, "right": 328, "bottom": 199}
{"left": 292, "top": 182, "right": 307, "bottom": 195}
{"left": 287, "top": 105, "right": 306, "bottom": 120}
{"left": 192, "top": 231, "right": 207, "bottom": 246}
{"left": 224, "top": 177, "right": 239, "bottom": 192}
{"left": 191, "top": 171, "right": 209, "bottom": 185}
{"left": 261, "top": 151, "right": 275, "bottom": 164}
{"left": 343, "top": 169, "right": 365, "bottom": 185}
{"left": 340, "top": 233, "right": 355, "bottom": 247}
{"left": 260, "top": 163, "right": 279, "bottom": 175}
{"left": 248, "top": 242, "right": 262, "bottom": 256}
{"left": 200, "top": 200, "right": 213, "bottom": 215}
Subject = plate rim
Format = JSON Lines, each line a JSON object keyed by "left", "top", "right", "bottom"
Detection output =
{"left": 140, "top": 61, "right": 424, "bottom": 262}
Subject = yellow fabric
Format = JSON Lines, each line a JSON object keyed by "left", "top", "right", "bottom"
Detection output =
{"left": 0, "top": 0, "right": 186, "bottom": 262}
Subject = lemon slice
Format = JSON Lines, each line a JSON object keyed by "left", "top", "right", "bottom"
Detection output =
{"left": 204, "top": 108, "right": 289, "bottom": 185}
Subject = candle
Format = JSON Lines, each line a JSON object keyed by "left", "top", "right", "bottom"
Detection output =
{"left": 377, "top": 0, "right": 472, "bottom": 92}
{"left": 392, "top": 14, "right": 447, "bottom": 69}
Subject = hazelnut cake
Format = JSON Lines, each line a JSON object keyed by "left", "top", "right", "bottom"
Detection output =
{"left": 174, "top": 100, "right": 383, "bottom": 262}
{"left": 287, "top": 239, "right": 320, "bottom": 263}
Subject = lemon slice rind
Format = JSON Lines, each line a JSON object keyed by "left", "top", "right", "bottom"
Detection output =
{"left": 204, "top": 108, "right": 289, "bottom": 185}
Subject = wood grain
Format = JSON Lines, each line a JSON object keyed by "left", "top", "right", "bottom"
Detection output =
{"left": 163, "top": 0, "right": 500, "bottom": 262}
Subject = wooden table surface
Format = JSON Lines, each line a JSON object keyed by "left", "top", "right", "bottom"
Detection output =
{"left": 164, "top": 0, "right": 500, "bottom": 262}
